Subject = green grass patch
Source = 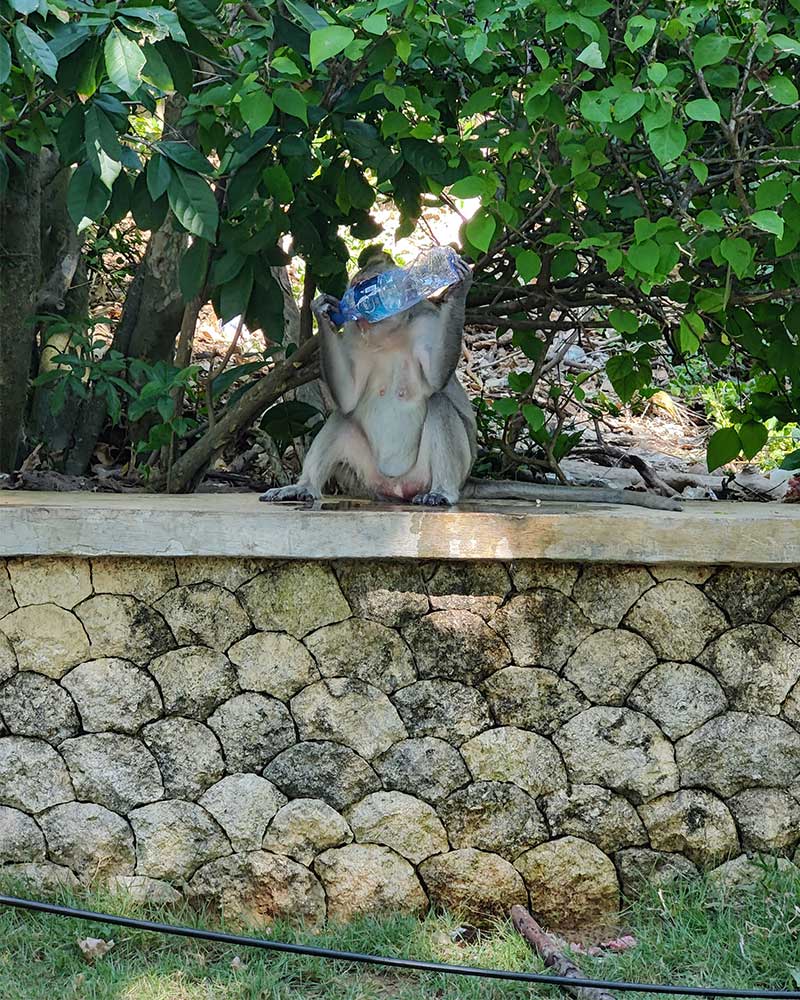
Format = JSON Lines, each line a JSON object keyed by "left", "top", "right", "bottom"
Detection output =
{"left": 0, "top": 864, "right": 799, "bottom": 999}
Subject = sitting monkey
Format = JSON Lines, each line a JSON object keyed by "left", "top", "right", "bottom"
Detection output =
{"left": 261, "top": 248, "right": 680, "bottom": 511}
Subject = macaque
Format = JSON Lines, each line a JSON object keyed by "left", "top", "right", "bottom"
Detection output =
{"left": 261, "top": 249, "right": 681, "bottom": 512}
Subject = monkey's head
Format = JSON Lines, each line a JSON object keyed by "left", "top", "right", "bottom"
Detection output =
{"left": 350, "top": 244, "right": 395, "bottom": 288}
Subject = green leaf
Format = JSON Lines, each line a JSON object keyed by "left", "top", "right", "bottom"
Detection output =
{"left": 309, "top": 26, "right": 355, "bottom": 69}
{"left": 147, "top": 153, "right": 172, "bottom": 201}
{"left": 738, "top": 420, "right": 768, "bottom": 460}
{"left": 580, "top": 91, "right": 613, "bottom": 123}
{"left": 750, "top": 210, "right": 785, "bottom": 238}
{"left": 628, "top": 240, "right": 659, "bottom": 274}
{"left": 676, "top": 312, "right": 704, "bottom": 354}
{"left": 345, "top": 164, "right": 374, "bottom": 210}
{"left": 449, "top": 176, "right": 486, "bottom": 199}
{"left": 693, "top": 34, "right": 731, "bottom": 69}
{"left": 756, "top": 179, "right": 787, "bottom": 209}
{"left": 363, "top": 12, "right": 388, "bottom": 33}
{"left": 167, "top": 166, "right": 219, "bottom": 240}
{"left": 690, "top": 160, "right": 709, "bottom": 183}
{"left": 492, "top": 398, "right": 518, "bottom": 417}
{"left": 614, "top": 91, "right": 645, "bottom": 122}
{"left": 104, "top": 27, "right": 146, "bottom": 95}
{"left": 698, "top": 210, "right": 724, "bottom": 231}
{"left": 273, "top": 86, "right": 308, "bottom": 122}
{"left": 624, "top": 15, "right": 656, "bottom": 52}
{"left": 767, "top": 74, "right": 799, "bottom": 105}
{"left": 607, "top": 352, "right": 649, "bottom": 403}
{"left": 394, "top": 31, "right": 411, "bottom": 62}
{"left": 84, "top": 105, "right": 122, "bottom": 190}
{"left": 648, "top": 122, "right": 687, "bottom": 164}
{"left": 179, "top": 238, "right": 209, "bottom": 300}
{"left": 240, "top": 91, "right": 274, "bottom": 133}
{"left": 522, "top": 404, "right": 546, "bottom": 432}
{"left": 770, "top": 33, "right": 800, "bottom": 56}
{"left": 262, "top": 164, "right": 293, "bottom": 204}
{"left": 67, "top": 162, "right": 111, "bottom": 231}
{"left": 577, "top": 42, "right": 605, "bottom": 68}
{"left": 141, "top": 42, "right": 174, "bottom": 92}
{"left": 719, "top": 236, "right": 754, "bottom": 278}
{"left": 609, "top": 308, "right": 638, "bottom": 334}
{"left": 780, "top": 448, "right": 800, "bottom": 471}
{"left": 464, "top": 33, "right": 488, "bottom": 63}
{"left": 220, "top": 261, "right": 255, "bottom": 322}
{"left": 685, "top": 98, "right": 721, "bottom": 122}
{"left": 516, "top": 250, "right": 542, "bottom": 283}
{"left": 706, "top": 426, "right": 741, "bottom": 471}
{"left": 156, "top": 141, "right": 213, "bottom": 174}
{"left": 0, "top": 36, "right": 11, "bottom": 87}
{"left": 11, "top": 0, "right": 39, "bottom": 13}
{"left": 14, "top": 23, "right": 59, "bottom": 81}
{"left": 284, "top": 0, "right": 328, "bottom": 31}
{"left": 465, "top": 210, "right": 496, "bottom": 252}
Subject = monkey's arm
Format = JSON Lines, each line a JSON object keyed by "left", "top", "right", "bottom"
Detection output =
{"left": 462, "top": 478, "right": 682, "bottom": 511}
{"left": 414, "top": 258, "right": 471, "bottom": 391}
{"left": 313, "top": 294, "right": 362, "bottom": 414}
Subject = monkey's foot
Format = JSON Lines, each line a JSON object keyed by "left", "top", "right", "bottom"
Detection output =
{"left": 412, "top": 491, "right": 452, "bottom": 507}
{"left": 259, "top": 485, "right": 318, "bottom": 503}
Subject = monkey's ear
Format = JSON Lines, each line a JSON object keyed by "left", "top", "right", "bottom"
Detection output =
{"left": 357, "top": 244, "right": 394, "bottom": 270}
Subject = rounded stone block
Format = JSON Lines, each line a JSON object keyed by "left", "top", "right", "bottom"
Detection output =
{"left": 516, "top": 837, "right": 620, "bottom": 931}
{"left": 544, "top": 785, "right": 647, "bottom": 853}
{"left": 698, "top": 625, "right": 800, "bottom": 715}
{"left": 564, "top": 629, "right": 657, "bottom": 705}
{"left": 315, "top": 844, "right": 428, "bottom": 924}
{"left": 704, "top": 567, "right": 798, "bottom": 625}
{"left": 6, "top": 557, "right": 92, "bottom": 609}
{"left": 304, "top": 619, "right": 415, "bottom": 693}
{"left": 439, "top": 781, "right": 548, "bottom": 859}
{"left": 554, "top": 707, "right": 679, "bottom": 803}
{"left": 61, "top": 658, "right": 162, "bottom": 734}
{"left": 130, "top": 800, "right": 230, "bottom": 880}
{"left": 403, "top": 610, "right": 511, "bottom": 685}
{"left": 771, "top": 594, "right": 800, "bottom": 644}
{"left": 264, "top": 741, "right": 380, "bottom": 811}
{"left": 490, "top": 589, "right": 594, "bottom": 669}
{"left": 649, "top": 565, "right": 714, "bottom": 585}
{"left": 623, "top": 581, "right": 726, "bottom": 661}
{"left": 426, "top": 561, "right": 512, "bottom": 618}
{"left": 572, "top": 565, "right": 653, "bottom": 628}
{"left": 0, "top": 805, "right": 46, "bottom": 863}
{"left": 107, "top": 875, "right": 183, "bottom": 905}
{"left": 189, "top": 851, "right": 326, "bottom": 928}
{"left": 461, "top": 727, "right": 567, "bottom": 797}
{"left": 335, "top": 562, "right": 428, "bottom": 628}
{"left": 238, "top": 563, "right": 350, "bottom": 638}
{"left": 616, "top": 848, "right": 699, "bottom": 899}
{"left": 148, "top": 646, "right": 237, "bottom": 720}
{"left": 392, "top": 680, "right": 492, "bottom": 745}
{"left": 76, "top": 595, "right": 174, "bottom": 664}
{"left": 0, "top": 862, "right": 78, "bottom": 893}
{"left": 510, "top": 562, "right": 579, "bottom": 595}
{"left": 419, "top": 848, "right": 527, "bottom": 924}
{"left": 628, "top": 662, "right": 727, "bottom": 740}
{"left": 199, "top": 774, "right": 287, "bottom": 851}
{"left": 208, "top": 693, "right": 296, "bottom": 772}
{"left": 0, "top": 563, "right": 16, "bottom": 618}
{"left": 91, "top": 557, "right": 178, "bottom": 604}
{"left": 707, "top": 854, "right": 798, "bottom": 893}
{"left": 374, "top": 737, "right": 470, "bottom": 804}
{"left": 345, "top": 791, "right": 448, "bottom": 864}
{"left": 676, "top": 712, "right": 800, "bottom": 798}
{"left": 482, "top": 667, "right": 588, "bottom": 735}
{"left": 263, "top": 798, "right": 353, "bottom": 866}
{"left": 0, "top": 604, "right": 89, "bottom": 678}
{"left": 229, "top": 631, "right": 319, "bottom": 700}
{"left": 176, "top": 557, "right": 264, "bottom": 592}
{"left": 0, "top": 737, "right": 73, "bottom": 813}
{"left": 639, "top": 790, "right": 739, "bottom": 867}
{"left": 155, "top": 583, "right": 251, "bottom": 652}
{"left": 290, "top": 678, "right": 405, "bottom": 759}
{"left": 39, "top": 802, "right": 134, "bottom": 879}
{"left": 0, "top": 671, "right": 79, "bottom": 743}
{"left": 60, "top": 733, "right": 163, "bottom": 813}
{"left": 727, "top": 788, "right": 800, "bottom": 852}
{"left": 142, "top": 718, "right": 225, "bottom": 800}
{"left": 0, "top": 632, "right": 15, "bottom": 684}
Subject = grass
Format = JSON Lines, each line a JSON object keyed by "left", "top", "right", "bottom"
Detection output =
{"left": 0, "top": 864, "right": 799, "bottom": 1000}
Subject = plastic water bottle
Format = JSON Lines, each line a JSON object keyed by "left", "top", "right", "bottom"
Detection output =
{"left": 329, "top": 246, "right": 461, "bottom": 326}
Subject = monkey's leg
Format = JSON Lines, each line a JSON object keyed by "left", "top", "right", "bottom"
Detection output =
{"left": 260, "top": 413, "right": 374, "bottom": 503}
{"left": 412, "top": 393, "right": 473, "bottom": 507}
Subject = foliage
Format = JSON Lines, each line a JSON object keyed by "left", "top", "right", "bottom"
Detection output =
{"left": 2, "top": 0, "right": 800, "bottom": 477}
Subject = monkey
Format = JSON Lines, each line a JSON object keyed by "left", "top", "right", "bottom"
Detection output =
{"left": 260, "top": 248, "right": 681, "bottom": 512}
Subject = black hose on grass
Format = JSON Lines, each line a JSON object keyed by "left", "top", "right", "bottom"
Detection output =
{"left": 2, "top": 894, "right": 800, "bottom": 998}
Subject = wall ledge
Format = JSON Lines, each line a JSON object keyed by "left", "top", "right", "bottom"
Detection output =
{"left": 1, "top": 491, "right": 799, "bottom": 565}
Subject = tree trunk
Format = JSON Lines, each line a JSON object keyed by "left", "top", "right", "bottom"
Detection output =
{"left": 0, "top": 151, "right": 41, "bottom": 472}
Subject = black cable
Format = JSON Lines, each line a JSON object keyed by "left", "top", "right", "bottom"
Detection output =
{"left": 2, "top": 894, "right": 800, "bottom": 998}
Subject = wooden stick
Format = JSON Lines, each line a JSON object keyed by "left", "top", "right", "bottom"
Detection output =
{"left": 510, "top": 905, "right": 617, "bottom": 1000}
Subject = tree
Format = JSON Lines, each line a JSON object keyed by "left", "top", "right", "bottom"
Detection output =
{"left": 1, "top": 0, "right": 799, "bottom": 482}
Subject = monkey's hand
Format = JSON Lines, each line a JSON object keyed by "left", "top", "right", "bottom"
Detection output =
{"left": 312, "top": 293, "right": 342, "bottom": 333}
{"left": 441, "top": 255, "right": 472, "bottom": 300}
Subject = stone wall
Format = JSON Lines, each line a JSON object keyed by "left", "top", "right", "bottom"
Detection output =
{"left": 1, "top": 555, "right": 799, "bottom": 930}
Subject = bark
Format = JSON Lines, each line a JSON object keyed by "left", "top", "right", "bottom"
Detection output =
{"left": 0, "top": 150, "right": 41, "bottom": 472}
{"left": 162, "top": 336, "right": 320, "bottom": 493}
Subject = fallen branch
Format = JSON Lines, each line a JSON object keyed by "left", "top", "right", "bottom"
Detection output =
{"left": 510, "top": 905, "right": 618, "bottom": 1000}
{"left": 158, "top": 336, "right": 320, "bottom": 493}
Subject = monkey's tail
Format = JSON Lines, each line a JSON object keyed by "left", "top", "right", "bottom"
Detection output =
{"left": 462, "top": 478, "right": 683, "bottom": 512}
